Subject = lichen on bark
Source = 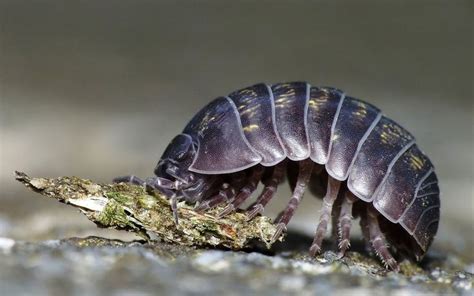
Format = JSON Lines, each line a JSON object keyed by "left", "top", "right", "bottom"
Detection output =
{"left": 15, "top": 171, "right": 281, "bottom": 249}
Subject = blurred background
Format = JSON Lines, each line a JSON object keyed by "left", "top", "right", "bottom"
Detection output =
{"left": 1, "top": 1, "right": 472, "bottom": 256}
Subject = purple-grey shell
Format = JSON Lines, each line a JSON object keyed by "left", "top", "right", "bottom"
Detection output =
{"left": 180, "top": 81, "right": 440, "bottom": 252}
{"left": 228, "top": 84, "right": 285, "bottom": 166}
{"left": 271, "top": 82, "right": 311, "bottom": 161}
{"left": 307, "top": 87, "right": 344, "bottom": 164}
{"left": 183, "top": 97, "right": 261, "bottom": 174}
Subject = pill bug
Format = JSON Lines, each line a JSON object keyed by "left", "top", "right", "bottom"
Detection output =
{"left": 115, "top": 82, "right": 440, "bottom": 271}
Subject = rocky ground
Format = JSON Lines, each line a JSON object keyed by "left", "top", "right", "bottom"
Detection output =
{"left": 0, "top": 235, "right": 472, "bottom": 296}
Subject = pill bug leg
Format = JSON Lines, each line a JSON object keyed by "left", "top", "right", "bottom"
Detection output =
{"left": 194, "top": 172, "right": 246, "bottom": 212}
{"left": 337, "top": 191, "right": 358, "bottom": 258}
{"left": 309, "top": 176, "right": 341, "bottom": 256}
{"left": 367, "top": 206, "right": 399, "bottom": 271}
{"left": 246, "top": 162, "right": 286, "bottom": 221}
{"left": 169, "top": 195, "right": 179, "bottom": 224}
{"left": 271, "top": 159, "right": 313, "bottom": 243}
{"left": 217, "top": 166, "right": 265, "bottom": 218}
{"left": 194, "top": 183, "right": 236, "bottom": 212}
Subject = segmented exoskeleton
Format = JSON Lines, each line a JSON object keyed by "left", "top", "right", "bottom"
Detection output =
{"left": 115, "top": 82, "right": 440, "bottom": 271}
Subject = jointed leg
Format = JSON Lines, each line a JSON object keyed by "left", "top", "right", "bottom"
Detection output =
{"left": 169, "top": 195, "right": 179, "bottom": 225}
{"left": 194, "top": 183, "right": 236, "bottom": 212}
{"left": 271, "top": 159, "right": 314, "bottom": 243}
{"left": 367, "top": 206, "right": 399, "bottom": 271}
{"left": 337, "top": 191, "right": 358, "bottom": 257}
{"left": 217, "top": 166, "right": 265, "bottom": 218}
{"left": 309, "top": 176, "right": 341, "bottom": 256}
{"left": 247, "top": 162, "right": 286, "bottom": 220}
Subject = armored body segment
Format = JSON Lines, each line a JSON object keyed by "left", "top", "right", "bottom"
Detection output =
{"left": 271, "top": 82, "right": 310, "bottom": 161}
{"left": 416, "top": 182, "right": 439, "bottom": 197}
{"left": 348, "top": 116, "right": 415, "bottom": 201}
{"left": 413, "top": 209, "right": 440, "bottom": 251}
{"left": 326, "top": 97, "right": 381, "bottom": 180}
{"left": 307, "top": 87, "right": 344, "bottom": 164}
{"left": 400, "top": 171, "right": 440, "bottom": 234}
{"left": 373, "top": 144, "right": 433, "bottom": 222}
{"left": 183, "top": 97, "right": 262, "bottom": 174}
{"left": 415, "top": 172, "right": 439, "bottom": 196}
{"left": 228, "top": 83, "right": 286, "bottom": 166}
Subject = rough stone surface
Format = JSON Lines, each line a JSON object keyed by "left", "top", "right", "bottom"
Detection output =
{"left": 0, "top": 236, "right": 472, "bottom": 296}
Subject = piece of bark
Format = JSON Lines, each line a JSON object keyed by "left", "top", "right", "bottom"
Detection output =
{"left": 15, "top": 171, "right": 281, "bottom": 249}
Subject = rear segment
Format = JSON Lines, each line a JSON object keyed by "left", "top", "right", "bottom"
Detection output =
{"left": 399, "top": 170, "right": 440, "bottom": 251}
{"left": 370, "top": 144, "right": 439, "bottom": 252}
{"left": 372, "top": 145, "right": 434, "bottom": 221}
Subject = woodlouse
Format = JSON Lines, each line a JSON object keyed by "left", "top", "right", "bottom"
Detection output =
{"left": 115, "top": 82, "right": 440, "bottom": 271}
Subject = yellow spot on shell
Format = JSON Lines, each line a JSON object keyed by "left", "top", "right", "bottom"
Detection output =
{"left": 379, "top": 122, "right": 409, "bottom": 145}
{"left": 353, "top": 108, "right": 367, "bottom": 118}
{"left": 240, "top": 105, "right": 259, "bottom": 116}
{"left": 243, "top": 124, "right": 259, "bottom": 132}
{"left": 410, "top": 154, "right": 425, "bottom": 170}
{"left": 380, "top": 131, "right": 390, "bottom": 144}
{"left": 308, "top": 95, "right": 329, "bottom": 111}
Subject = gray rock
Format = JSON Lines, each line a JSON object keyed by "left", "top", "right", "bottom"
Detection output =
{"left": 0, "top": 236, "right": 471, "bottom": 296}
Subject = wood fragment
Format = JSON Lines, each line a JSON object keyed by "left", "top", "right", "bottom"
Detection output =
{"left": 15, "top": 171, "right": 282, "bottom": 249}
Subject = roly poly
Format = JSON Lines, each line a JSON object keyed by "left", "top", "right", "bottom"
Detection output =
{"left": 114, "top": 82, "right": 440, "bottom": 271}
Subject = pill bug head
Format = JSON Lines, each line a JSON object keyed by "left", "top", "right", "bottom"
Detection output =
{"left": 154, "top": 134, "right": 215, "bottom": 203}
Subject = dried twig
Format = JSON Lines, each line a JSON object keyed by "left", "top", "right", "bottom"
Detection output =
{"left": 15, "top": 171, "right": 281, "bottom": 249}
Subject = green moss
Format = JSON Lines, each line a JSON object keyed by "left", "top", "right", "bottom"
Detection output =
{"left": 106, "top": 192, "right": 134, "bottom": 206}
{"left": 97, "top": 199, "right": 130, "bottom": 228}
